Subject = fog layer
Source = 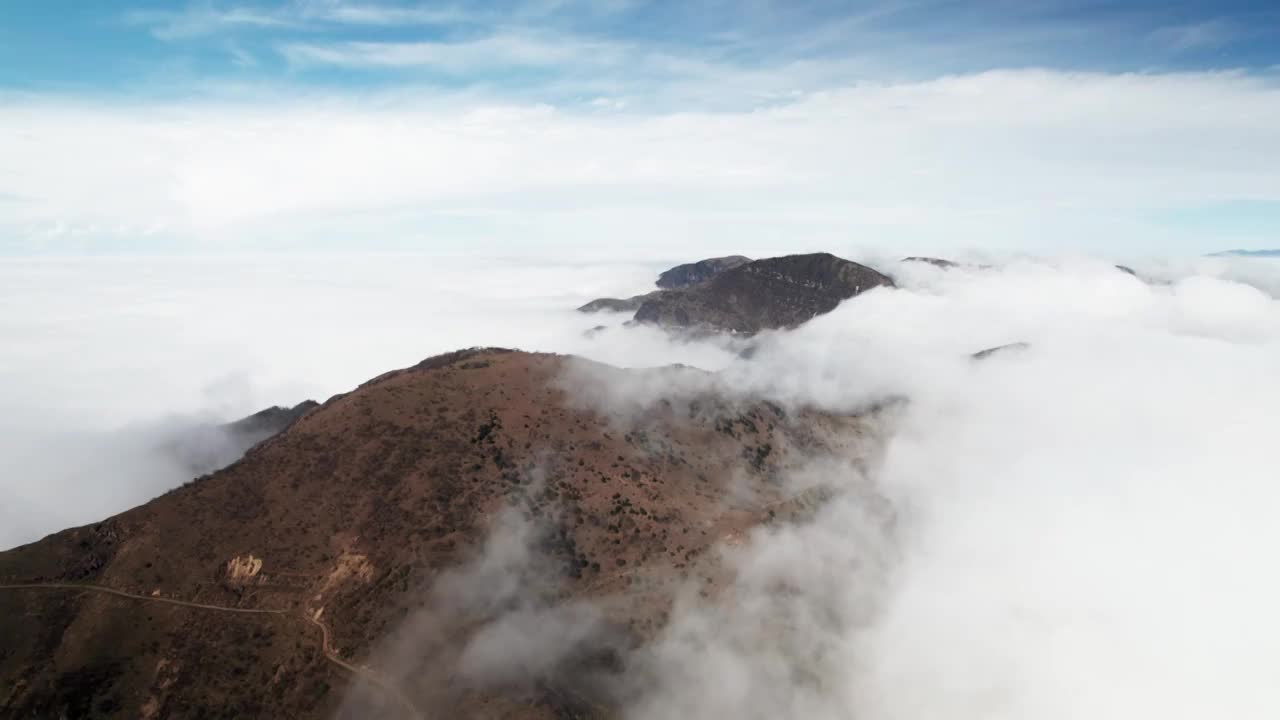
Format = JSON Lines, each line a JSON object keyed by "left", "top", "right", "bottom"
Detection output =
{"left": 4, "top": 252, "right": 1279, "bottom": 719}
{"left": 605, "top": 257, "right": 1280, "bottom": 718}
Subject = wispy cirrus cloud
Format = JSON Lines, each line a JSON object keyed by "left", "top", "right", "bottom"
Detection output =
{"left": 100, "top": 1, "right": 1280, "bottom": 110}
{"left": 125, "top": 1, "right": 468, "bottom": 40}
{"left": 279, "top": 33, "right": 623, "bottom": 71}
{"left": 124, "top": 6, "right": 298, "bottom": 41}
{"left": 305, "top": 1, "right": 466, "bottom": 26}
{"left": 124, "top": 0, "right": 634, "bottom": 40}
{"left": 1149, "top": 19, "right": 1238, "bottom": 52}
{"left": 9, "top": 2, "right": 1280, "bottom": 256}
{"left": 226, "top": 41, "right": 259, "bottom": 67}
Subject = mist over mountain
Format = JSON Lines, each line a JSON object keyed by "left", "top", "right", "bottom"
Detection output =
{"left": 4, "top": 252, "right": 1280, "bottom": 718}
{"left": 5, "top": 0, "right": 1280, "bottom": 713}
{"left": 161, "top": 401, "right": 319, "bottom": 477}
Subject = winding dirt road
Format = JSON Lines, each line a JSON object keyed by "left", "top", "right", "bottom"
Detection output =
{"left": 0, "top": 583, "right": 287, "bottom": 614}
{"left": 304, "top": 607, "right": 424, "bottom": 719}
{"left": 0, "top": 582, "right": 423, "bottom": 720}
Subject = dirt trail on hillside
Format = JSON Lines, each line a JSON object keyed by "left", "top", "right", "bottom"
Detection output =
{"left": 0, "top": 583, "right": 423, "bottom": 719}
{"left": 0, "top": 583, "right": 286, "bottom": 613}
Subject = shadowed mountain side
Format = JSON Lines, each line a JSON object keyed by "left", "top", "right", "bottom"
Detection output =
{"left": 633, "top": 253, "right": 895, "bottom": 334}
{"left": 577, "top": 254, "right": 750, "bottom": 314}
{"left": 224, "top": 401, "right": 320, "bottom": 440}
{"left": 0, "top": 348, "right": 881, "bottom": 719}
{"left": 655, "top": 256, "right": 751, "bottom": 289}
{"left": 579, "top": 253, "right": 892, "bottom": 334}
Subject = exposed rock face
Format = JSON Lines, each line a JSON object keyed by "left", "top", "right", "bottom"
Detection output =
{"left": 633, "top": 253, "right": 895, "bottom": 334}
{"left": 655, "top": 255, "right": 751, "bottom": 289}
{"left": 0, "top": 348, "right": 877, "bottom": 719}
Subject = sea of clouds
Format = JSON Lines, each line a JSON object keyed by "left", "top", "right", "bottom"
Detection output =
{"left": 611, "top": 255, "right": 1280, "bottom": 719}
{"left": 3, "top": 251, "right": 1279, "bottom": 718}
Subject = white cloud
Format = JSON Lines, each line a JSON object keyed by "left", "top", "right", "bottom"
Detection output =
{"left": 3, "top": 69, "right": 1279, "bottom": 256}
{"left": 302, "top": 1, "right": 465, "bottom": 26}
{"left": 566, "top": 255, "right": 1280, "bottom": 719}
{"left": 0, "top": 254, "right": 705, "bottom": 549}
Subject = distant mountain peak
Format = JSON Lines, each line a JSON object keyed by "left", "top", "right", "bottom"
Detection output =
{"left": 581, "top": 252, "right": 894, "bottom": 334}
{"left": 655, "top": 255, "right": 752, "bottom": 289}
{"left": 1210, "top": 249, "right": 1280, "bottom": 257}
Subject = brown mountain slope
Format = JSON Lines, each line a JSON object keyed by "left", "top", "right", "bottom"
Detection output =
{"left": 0, "top": 348, "right": 877, "bottom": 719}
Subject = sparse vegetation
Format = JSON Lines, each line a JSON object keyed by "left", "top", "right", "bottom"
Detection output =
{"left": 0, "top": 349, "right": 862, "bottom": 719}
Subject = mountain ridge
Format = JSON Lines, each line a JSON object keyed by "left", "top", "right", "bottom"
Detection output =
{"left": 0, "top": 347, "right": 878, "bottom": 719}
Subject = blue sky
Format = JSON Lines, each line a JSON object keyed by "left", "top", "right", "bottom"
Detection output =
{"left": 4, "top": 1, "right": 1279, "bottom": 100}
{"left": 1, "top": 1, "right": 1279, "bottom": 256}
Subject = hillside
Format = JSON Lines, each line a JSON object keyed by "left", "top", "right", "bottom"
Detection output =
{"left": 0, "top": 348, "right": 878, "bottom": 719}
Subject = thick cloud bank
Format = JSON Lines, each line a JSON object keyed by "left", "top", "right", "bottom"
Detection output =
{"left": 3, "top": 252, "right": 1280, "bottom": 719}
{"left": 5, "top": 70, "right": 1280, "bottom": 256}
{"left": 0, "top": 254, "right": 681, "bottom": 549}
{"left": 603, "top": 256, "right": 1280, "bottom": 718}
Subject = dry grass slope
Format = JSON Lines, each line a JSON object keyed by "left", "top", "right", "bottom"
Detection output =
{"left": 0, "top": 348, "right": 874, "bottom": 719}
